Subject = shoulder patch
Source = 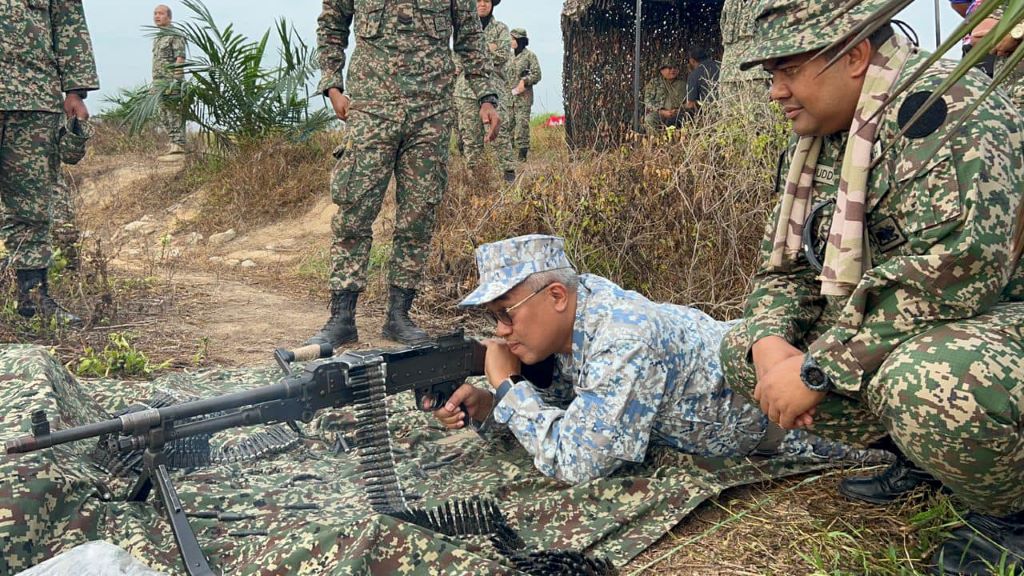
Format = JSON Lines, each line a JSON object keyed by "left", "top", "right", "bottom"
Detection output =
{"left": 897, "top": 91, "right": 948, "bottom": 140}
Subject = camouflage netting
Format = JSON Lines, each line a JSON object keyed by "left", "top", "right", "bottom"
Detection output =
{"left": 2, "top": 345, "right": 859, "bottom": 575}
{"left": 562, "top": 0, "right": 725, "bottom": 148}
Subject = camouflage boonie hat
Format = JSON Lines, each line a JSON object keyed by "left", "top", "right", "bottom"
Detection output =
{"left": 739, "top": 0, "right": 891, "bottom": 71}
{"left": 59, "top": 116, "right": 92, "bottom": 165}
{"left": 511, "top": 28, "right": 528, "bottom": 39}
{"left": 459, "top": 234, "right": 575, "bottom": 307}
{"left": 659, "top": 60, "right": 679, "bottom": 70}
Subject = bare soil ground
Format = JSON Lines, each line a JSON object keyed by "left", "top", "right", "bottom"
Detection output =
{"left": 6, "top": 148, "right": 953, "bottom": 575}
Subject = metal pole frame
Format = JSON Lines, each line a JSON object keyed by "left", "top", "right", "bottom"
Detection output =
{"left": 632, "top": 0, "right": 643, "bottom": 131}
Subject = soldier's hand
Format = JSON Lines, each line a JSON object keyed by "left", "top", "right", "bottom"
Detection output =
{"left": 432, "top": 383, "right": 494, "bottom": 429}
{"left": 483, "top": 339, "right": 522, "bottom": 388}
{"left": 63, "top": 93, "right": 89, "bottom": 120}
{"left": 754, "top": 354, "right": 825, "bottom": 430}
{"left": 751, "top": 336, "right": 802, "bottom": 383}
{"left": 994, "top": 34, "right": 1021, "bottom": 57}
{"left": 480, "top": 103, "right": 501, "bottom": 142}
{"left": 327, "top": 88, "right": 350, "bottom": 121}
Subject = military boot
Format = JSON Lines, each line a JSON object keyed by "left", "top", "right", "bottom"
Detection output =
{"left": 518, "top": 148, "right": 528, "bottom": 162}
{"left": 304, "top": 290, "right": 358, "bottom": 349}
{"left": 839, "top": 451, "right": 941, "bottom": 505}
{"left": 503, "top": 170, "right": 516, "bottom": 184}
{"left": 382, "top": 286, "right": 429, "bottom": 345}
{"left": 929, "top": 510, "right": 1024, "bottom": 575}
{"left": 15, "top": 268, "right": 83, "bottom": 328}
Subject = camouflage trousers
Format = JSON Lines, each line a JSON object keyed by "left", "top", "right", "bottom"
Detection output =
{"left": 454, "top": 96, "right": 515, "bottom": 173}
{"left": 159, "top": 100, "right": 186, "bottom": 147}
{"left": 51, "top": 169, "right": 80, "bottom": 265}
{"left": 328, "top": 108, "right": 451, "bottom": 292}
{"left": 510, "top": 95, "right": 532, "bottom": 155}
{"left": 720, "top": 303, "right": 1024, "bottom": 515}
{"left": 0, "top": 111, "right": 59, "bottom": 270}
{"left": 997, "top": 56, "right": 1024, "bottom": 111}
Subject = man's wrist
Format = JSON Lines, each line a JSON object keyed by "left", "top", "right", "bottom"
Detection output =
{"left": 479, "top": 94, "right": 499, "bottom": 108}
{"left": 66, "top": 89, "right": 88, "bottom": 100}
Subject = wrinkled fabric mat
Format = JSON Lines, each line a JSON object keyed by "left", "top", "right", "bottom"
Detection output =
{"left": 0, "top": 345, "right": 850, "bottom": 575}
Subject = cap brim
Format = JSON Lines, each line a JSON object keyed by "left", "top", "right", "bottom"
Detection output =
{"left": 458, "top": 269, "right": 534, "bottom": 307}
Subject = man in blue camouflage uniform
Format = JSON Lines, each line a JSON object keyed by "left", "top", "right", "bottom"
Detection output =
{"left": 433, "top": 235, "right": 887, "bottom": 484}
{"left": 2, "top": 0, "right": 98, "bottom": 328}
{"left": 718, "top": 0, "right": 1024, "bottom": 573}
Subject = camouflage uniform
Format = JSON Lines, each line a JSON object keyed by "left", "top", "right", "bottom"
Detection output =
{"left": 719, "top": 2, "right": 1024, "bottom": 516}
{"left": 642, "top": 70, "right": 686, "bottom": 133}
{"left": 151, "top": 30, "right": 186, "bottom": 147}
{"left": 453, "top": 15, "right": 514, "bottom": 174}
{"left": 50, "top": 168, "right": 79, "bottom": 267}
{"left": 459, "top": 235, "right": 887, "bottom": 485}
{"left": 0, "top": 0, "right": 98, "bottom": 271}
{"left": 318, "top": 0, "right": 496, "bottom": 292}
{"left": 718, "top": 0, "right": 769, "bottom": 88}
{"left": 510, "top": 29, "right": 541, "bottom": 159}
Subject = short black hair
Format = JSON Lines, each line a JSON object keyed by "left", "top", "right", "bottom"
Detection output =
{"left": 689, "top": 45, "right": 710, "bottom": 62}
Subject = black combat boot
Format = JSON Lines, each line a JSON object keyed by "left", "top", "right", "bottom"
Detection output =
{"left": 518, "top": 148, "right": 528, "bottom": 162}
{"left": 503, "top": 170, "right": 516, "bottom": 184}
{"left": 304, "top": 290, "right": 358, "bottom": 348}
{"left": 15, "top": 268, "right": 83, "bottom": 328}
{"left": 839, "top": 451, "right": 942, "bottom": 505}
{"left": 381, "top": 286, "right": 429, "bottom": 345}
{"left": 929, "top": 510, "right": 1024, "bottom": 575}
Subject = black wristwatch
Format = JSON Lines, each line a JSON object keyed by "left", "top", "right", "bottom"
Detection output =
{"left": 495, "top": 373, "right": 526, "bottom": 404}
{"left": 479, "top": 94, "right": 499, "bottom": 108}
{"left": 800, "top": 353, "right": 833, "bottom": 392}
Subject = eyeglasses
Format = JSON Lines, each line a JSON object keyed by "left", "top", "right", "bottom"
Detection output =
{"left": 486, "top": 282, "right": 553, "bottom": 326}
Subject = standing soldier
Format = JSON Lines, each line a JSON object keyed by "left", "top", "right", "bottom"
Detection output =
{"left": 1, "top": 0, "right": 98, "bottom": 327}
{"left": 152, "top": 4, "right": 187, "bottom": 160}
{"left": 717, "top": 0, "right": 769, "bottom": 89}
{"left": 454, "top": 0, "right": 516, "bottom": 183}
{"left": 510, "top": 28, "right": 541, "bottom": 163}
{"left": 307, "top": 0, "right": 500, "bottom": 348}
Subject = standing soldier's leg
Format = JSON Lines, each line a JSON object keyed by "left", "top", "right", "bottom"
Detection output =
{"left": 455, "top": 97, "right": 484, "bottom": 168}
{"left": 382, "top": 108, "right": 452, "bottom": 344}
{"left": 49, "top": 169, "right": 80, "bottom": 271}
{"left": 495, "top": 95, "right": 516, "bottom": 182}
{"left": 514, "top": 98, "right": 531, "bottom": 162}
{"left": 864, "top": 307, "right": 1024, "bottom": 573}
{"left": 157, "top": 102, "right": 186, "bottom": 157}
{"left": 305, "top": 111, "right": 400, "bottom": 348}
{"left": 0, "top": 111, "right": 81, "bottom": 326}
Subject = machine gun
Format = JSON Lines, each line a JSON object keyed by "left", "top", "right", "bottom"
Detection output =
{"left": 5, "top": 333, "right": 554, "bottom": 576}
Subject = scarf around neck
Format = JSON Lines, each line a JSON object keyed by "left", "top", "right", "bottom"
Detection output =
{"left": 768, "top": 34, "right": 914, "bottom": 297}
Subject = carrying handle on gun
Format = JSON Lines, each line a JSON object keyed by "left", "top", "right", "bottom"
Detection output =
{"left": 274, "top": 343, "right": 334, "bottom": 375}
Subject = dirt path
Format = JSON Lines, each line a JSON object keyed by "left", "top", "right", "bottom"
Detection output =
{"left": 73, "top": 152, "right": 414, "bottom": 368}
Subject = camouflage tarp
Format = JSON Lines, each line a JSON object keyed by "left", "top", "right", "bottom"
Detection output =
{"left": 1, "top": 345, "right": 863, "bottom": 575}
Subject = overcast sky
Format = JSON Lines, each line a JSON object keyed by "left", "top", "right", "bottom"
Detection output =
{"left": 82, "top": 0, "right": 966, "bottom": 114}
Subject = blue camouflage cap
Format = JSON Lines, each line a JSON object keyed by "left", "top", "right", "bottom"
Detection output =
{"left": 458, "top": 234, "right": 575, "bottom": 307}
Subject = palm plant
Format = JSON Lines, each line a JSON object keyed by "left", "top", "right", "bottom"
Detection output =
{"left": 826, "top": 0, "right": 1024, "bottom": 142}
{"left": 125, "top": 0, "right": 333, "bottom": 146}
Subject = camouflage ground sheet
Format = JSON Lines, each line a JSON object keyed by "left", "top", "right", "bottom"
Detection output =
{"left": 0, "top": 345, "right": 850, "bottom": 575}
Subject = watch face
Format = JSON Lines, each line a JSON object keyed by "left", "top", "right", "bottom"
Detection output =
{"left": 807, "top": 368, "right": 826, "bottom": 386}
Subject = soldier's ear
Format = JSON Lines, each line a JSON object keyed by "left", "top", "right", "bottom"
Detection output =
{"left": 548, "top": 283, "right": 571, "bottom": 313}
{"left": 846, "top": 39, "right": 873, "bottom": 79}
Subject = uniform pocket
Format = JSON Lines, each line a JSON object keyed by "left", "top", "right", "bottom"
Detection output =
{"left": 417, "top": 0, "right": 451, "bottom": 39}
{"left": 354, "top": 0, "right": 386, "bottom": 39}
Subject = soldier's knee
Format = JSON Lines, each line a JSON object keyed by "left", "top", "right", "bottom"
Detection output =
{"left": 871, "top": 321, "right": 1024, "bottom": 444}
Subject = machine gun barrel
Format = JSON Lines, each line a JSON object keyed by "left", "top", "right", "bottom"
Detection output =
{"left": 5, "top": 378, "right": 301, "bottom": 454}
